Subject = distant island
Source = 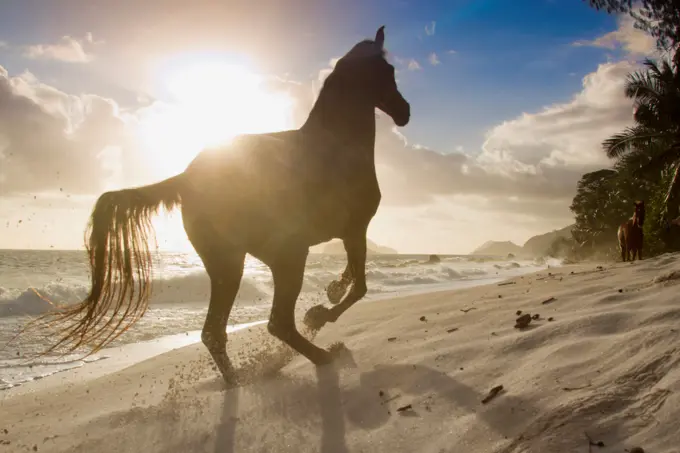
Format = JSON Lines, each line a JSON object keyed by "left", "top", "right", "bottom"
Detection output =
{"left": 310, "top": 238, "right": 398, "bottom": 255}
{"left": 470, "top": 225, "right": 573, "bottom": 258}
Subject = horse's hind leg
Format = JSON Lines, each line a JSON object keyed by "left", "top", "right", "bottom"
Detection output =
{"left": 267, "top": 247, "right": 333, "bottom": 365}
{"left": 200, "top": 251, "right": 246, "bottom": 384}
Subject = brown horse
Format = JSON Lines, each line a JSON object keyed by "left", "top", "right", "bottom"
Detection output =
{"left": 36, "top": 27, "right": 410, "bottom": 384}
{"left": 618, "top": 201, "right": 645, "bottom": 262}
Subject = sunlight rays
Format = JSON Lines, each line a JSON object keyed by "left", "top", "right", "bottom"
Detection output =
{"left": 137, "top": 59, "right": 296, "bottom": 179}
{"left": 132, "top": 57, "right": 297, "bottom": 251}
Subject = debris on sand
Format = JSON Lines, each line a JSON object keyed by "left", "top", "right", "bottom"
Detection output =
{"left": 446, "top": 327, "right": 458, "bottom": 333}
{"left": 419, "top": 316, "right": 427, "bottom": 322}
{"left": 541, "top": 297, "right": 557, "bottom": 305}
{"left": 396, "top": 404, "right": 413, "bottom": 413}
{"left": 515, "top": 313, "right": 532, "bottom": 329}
{"left": 548, "top": 317, "right": 554, "bottom": 322}
{"left": 516, "top": 310, "right": 522, "bottom": 316}
{"left": 481, "top": 385, "right": 504, "bottom": 404}
{"left": 460, "top": 307, "right": 476, "bottom": 313}
{"left": 562, "top": 383, "right": 591, "bottom": 391}
{"left": 387, "top": 337, "right": 397, "bottom": 342}
{"left": 498, "top": 281, "right": 516, "bottom": 286}
{"left": 628, "top": 447, "right": 645, "bottom": 453}
{"left": 531, "top": 313, "right": 540, "bottom": 320}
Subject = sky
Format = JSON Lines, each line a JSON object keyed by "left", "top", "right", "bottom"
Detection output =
{"left": 0, "top": 0, "right": 662, "bottom": 253}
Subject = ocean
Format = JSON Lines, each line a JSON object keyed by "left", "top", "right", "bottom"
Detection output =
{"left": 0, "top": 249, "right": 556, "bottom": 390}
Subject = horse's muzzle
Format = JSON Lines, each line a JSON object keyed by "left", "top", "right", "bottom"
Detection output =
{"left": 389, "top": 101, "right": 410, "bottom": 127}
{"left": 379, "top": 94, "right": 410, "bottom": 127}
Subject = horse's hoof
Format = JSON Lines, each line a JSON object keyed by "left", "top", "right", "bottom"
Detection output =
{"left": 304, "top": 304, "right": 332, "bottom": 331}
{"left": 326, "top": 279, "right": 350, "bottom": 305}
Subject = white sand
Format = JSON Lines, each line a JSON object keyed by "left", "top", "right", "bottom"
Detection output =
{"left": 3, "top": 254, "right": 680, "bottom": 452}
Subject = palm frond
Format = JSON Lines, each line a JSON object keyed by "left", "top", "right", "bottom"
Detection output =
{"left": 602, "top": 126, "right": 664, "bottom": 159}
{"left": 625, "top": 70, "right": 662, "bottom": 102}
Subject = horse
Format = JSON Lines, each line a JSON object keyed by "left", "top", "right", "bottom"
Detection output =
{"left": 36, "top": 26, "right": 410, "bottom": 385}
{"left": 617, "top": 200, "right": 645, "bottom": 262}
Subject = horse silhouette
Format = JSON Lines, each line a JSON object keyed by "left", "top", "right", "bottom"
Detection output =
{"left": 618, "top": 200, "right": 645, "bottom": 262}
{"left": 38, "top": 26, "right": 410, "bottom": 385}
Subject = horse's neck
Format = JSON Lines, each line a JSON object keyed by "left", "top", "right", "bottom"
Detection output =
{"left": 629, "top": 214, "right": 640, "bottom": 229}
{"left": 301, "top": 91, "right": 377, "bottom": 156}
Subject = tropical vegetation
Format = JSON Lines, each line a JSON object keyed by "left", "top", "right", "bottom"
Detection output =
{"left": 551, "top": 1, "right": 680, "bottom": 260}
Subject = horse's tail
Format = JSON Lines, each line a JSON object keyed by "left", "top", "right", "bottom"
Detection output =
{"left": 36, "top": 174, "right": 184, "bottom": 355}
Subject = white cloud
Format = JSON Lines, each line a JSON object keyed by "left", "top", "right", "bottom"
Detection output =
{"left": 480, "top": 61, "right": 636, "bottom": 172}
{"left": 428, "top": 52, "right": 441, "bottom": 66}
{"left": 0, "top": 65, "right": 140, "bottom": 195}
{"left": 425, "top": 21, "right": 436, "bottom": 36}
{"left": 23, "top": 33, "right": 100, "bottom": 63}
{"left": 366, "top": 57, "right": 638, "bottom": 227}
{"left": 572, "top": 13, "right": 657, "bottom": 57}
{"left": 407, "top": 59, "right": 422, "bottom": 71}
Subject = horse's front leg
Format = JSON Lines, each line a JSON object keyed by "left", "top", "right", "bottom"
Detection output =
{"left": 305, "top": 232, "right": 368, "bottom": 329}
{"left": 638, "top": 236, "right": 643, "bottom": 260}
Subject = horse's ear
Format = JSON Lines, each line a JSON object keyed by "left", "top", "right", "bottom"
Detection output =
{"left": 375, "top": 26, "right": 385, "bottom": 49}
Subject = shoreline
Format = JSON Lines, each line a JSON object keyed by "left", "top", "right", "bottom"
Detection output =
{"left": 1, "top": 262, "right": 551, "bottom": 396}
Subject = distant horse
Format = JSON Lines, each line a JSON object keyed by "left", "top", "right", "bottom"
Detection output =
{"left": 35, "top": 26, "right": 410, "bottom": 384}
{"left": 618, "top": 201, "right": 645, "bottom": 262}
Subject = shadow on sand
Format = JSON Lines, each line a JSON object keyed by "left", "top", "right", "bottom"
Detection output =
{"left": 210, "top": 351, "right": 541, "bottom": 453}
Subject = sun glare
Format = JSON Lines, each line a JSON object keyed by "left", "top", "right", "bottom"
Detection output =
{"left": 138, "top": 59, "right": 295, "bottom": 178}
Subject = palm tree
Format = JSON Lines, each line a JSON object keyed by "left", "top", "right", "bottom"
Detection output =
{"left": 602, "top": 56, "right": 680, "bottom": 221}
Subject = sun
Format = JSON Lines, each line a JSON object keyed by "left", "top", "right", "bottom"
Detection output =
{"left": 137, "top": 58, "right": 295, "bottom": 179}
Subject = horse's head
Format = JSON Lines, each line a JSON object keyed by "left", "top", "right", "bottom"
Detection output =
{"left": 634, "top": 200, "right": 646, "bottom": 228}
{"left": 330, "top": 26, "right": 410, "bottom": 127}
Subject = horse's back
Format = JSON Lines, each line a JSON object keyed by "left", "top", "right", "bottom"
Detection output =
{"left": 180, "top": 130, "right": 377, "bottom": 250}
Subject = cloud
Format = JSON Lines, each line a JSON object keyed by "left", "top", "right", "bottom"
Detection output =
{"left": 0, "top": 65, "right": 136, "bottom": 195}
{"left": 425, "top": 21, "right": 436, "bottom": 36}
{"left": 407, "top": 59, "right": 422, "bottom": 71}
{"left": 23, "top": 33, "right": 100, "bottom": 63}
{"left": 428, "top": 52, "right": 440, "bottom": 66}
{"left": 572, "top": 13, "right": 657, "bottom": 57}
{"left": 1, "top": 50, "right": 636, "bottom": 210}
{"left": 369, "top": 58, "right": 637, "bottom": 219}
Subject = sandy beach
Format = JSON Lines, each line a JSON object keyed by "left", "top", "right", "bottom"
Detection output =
{"left": 3, "top": 254, "right": 680, "bottom": 453}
